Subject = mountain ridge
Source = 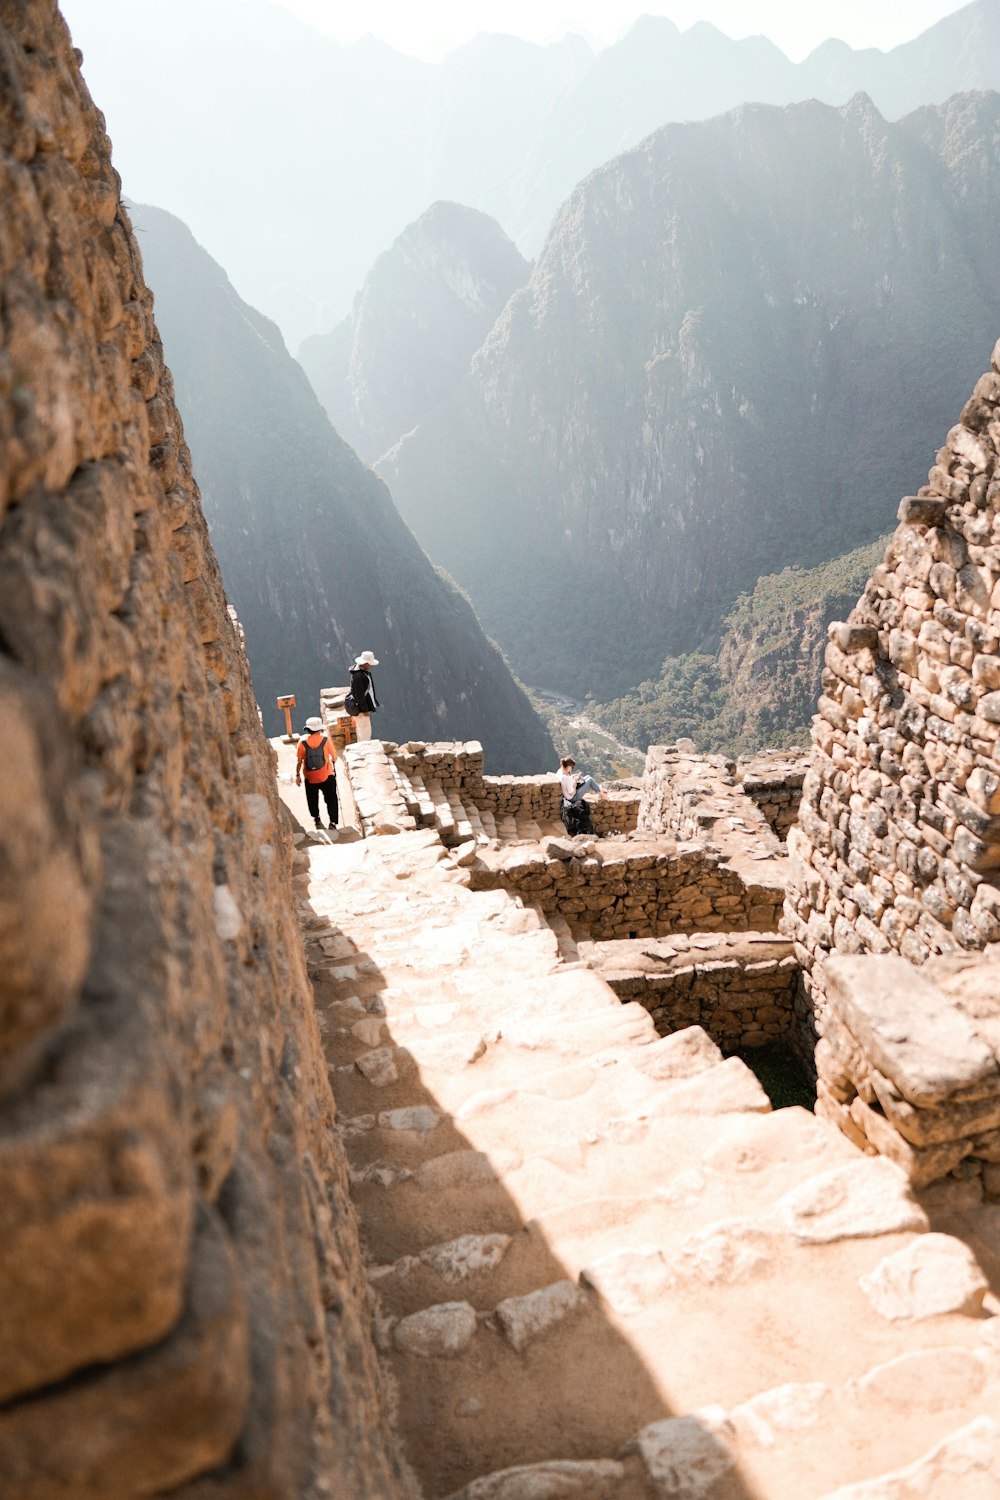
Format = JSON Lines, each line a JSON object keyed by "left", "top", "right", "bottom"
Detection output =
{"left": 63, "top": 0, "right": 998, "bottom": 343}
{"left": 378, "top": 89, "right": 1000, "bottom": 704}
{"left": 134, "top": 202, "right": 555, "bottom": 770}
{"left": 298, "top": 202, "right": 529, "bottom": 464}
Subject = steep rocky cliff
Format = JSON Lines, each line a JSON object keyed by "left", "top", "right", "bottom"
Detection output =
{"left": 299, "top": 201, "right": 529, "bottom": 463}
{"left": 0, "top": 8, "right": 402, "bottom": 1495}
{"left": 134, "top": 203, "right": 554, "bottom": 771}
{"left": 381, "top": 91, "right": 1000, "bottom": 703}
{"left": 507, "top": 1, "right": 1000, "bottom": 251}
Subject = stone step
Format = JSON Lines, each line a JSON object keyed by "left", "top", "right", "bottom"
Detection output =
{"left": 447, "top": 793, "right": 475, "bottom": 844}
{"left": 425, "top": 778, "right": 457, "bottom": 841}
{"left": 479, "top": 807, "right": 498, "bottom": 840}
{"left": 541, "top": 909, "right": 580, "bottom": 963}
{"left": 406, "top": 769, "right": 437, "bottom": 827}
{"left": 296, "top": 821, "right": 1000, "bottom": 1500}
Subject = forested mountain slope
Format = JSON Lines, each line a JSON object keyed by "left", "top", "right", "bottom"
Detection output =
{"left": 135, "top": 204, "right": 555, "bottom": 770}
{"left": 591, "top": 537, "right": 892, "bottom": 755}
{"left": 380, "top": 91, "right": 1000, "bottom": 702}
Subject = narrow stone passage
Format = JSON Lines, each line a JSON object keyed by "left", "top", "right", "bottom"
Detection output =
{"left": 284, "top": 815, "right": 1000, "bottom": 1499}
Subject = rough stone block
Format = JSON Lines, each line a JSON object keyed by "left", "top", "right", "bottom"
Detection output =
{"left": 0, "top": 1209, "right": 250, "bottom": 1500}
{"left": 820, "top": 954, "right": 999, "bottom": 1107}
{"left": 0, "top": 1006, "right": 194, "bottom": 1403}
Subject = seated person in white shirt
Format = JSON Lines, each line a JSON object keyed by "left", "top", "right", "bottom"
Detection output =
{"left": 557, "top": 755, "right": 607, "bottom": 836}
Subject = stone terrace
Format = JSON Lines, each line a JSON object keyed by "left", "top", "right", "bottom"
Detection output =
{"left": 274, "top": 734, "right": 1000, "bottom": 1500}
{"left": 341, "top": 738, "right": 791, "bottom": 1047}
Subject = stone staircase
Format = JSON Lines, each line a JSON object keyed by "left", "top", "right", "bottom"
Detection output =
{"left": 296, "top": 827, "right": 1000, "bottom": 1500}
{"left": 388, "top": 748, "right": 561, "bottom": 848}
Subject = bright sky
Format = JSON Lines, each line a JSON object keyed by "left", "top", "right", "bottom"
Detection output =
{"left": 276, "top": 0, "right": 967, "bottom": 61}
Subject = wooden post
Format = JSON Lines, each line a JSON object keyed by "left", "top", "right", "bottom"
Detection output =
{"left": 276, "top": 694, "right": 296, "bottom": 743}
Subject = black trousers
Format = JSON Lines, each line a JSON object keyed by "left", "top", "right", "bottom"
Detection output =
{"left": 561, "top": 800, "right": 594, "bottom": 837}
{"left": 305, "top": 776, "right": 338, "bottom": 826}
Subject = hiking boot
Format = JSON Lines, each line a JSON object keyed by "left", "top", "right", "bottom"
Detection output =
{"left": 314, "top": 818, "right": 323, "bottom": 829}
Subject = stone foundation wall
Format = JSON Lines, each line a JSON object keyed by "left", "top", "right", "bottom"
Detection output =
{"left": 785, "top": 345, "right": 1000, "bottom": 1188}
{"left": 786, "top": 345, "right": 1000, "bottom": 1014}
{"left": 0, "top": 11, "right": 401, "bottom": 1496}
{"left": 468, "top": 841, "right": 784, "bottom": 940}
{"left": 580, "top": 935, "right": 798, "bottom": 1052}
{"left": 389, "top": 740, "right": 640, "bottom": 834}
{"left": 815, "top": 954, "right": 1000, "bottom": 1197}
{"left": 639, "top": 743, "right": 787, "bottom": 850}
{"left": 737, "top": 751, "right": 809, "bottom": 841}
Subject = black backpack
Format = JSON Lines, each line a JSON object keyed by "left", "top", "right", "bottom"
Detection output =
{"left": 303, "top": 736, "right": 328, "bottom": 772}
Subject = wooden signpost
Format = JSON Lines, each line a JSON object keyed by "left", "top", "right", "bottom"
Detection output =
{"left": 276, "top": 693, "right": 296, "bottom": 742}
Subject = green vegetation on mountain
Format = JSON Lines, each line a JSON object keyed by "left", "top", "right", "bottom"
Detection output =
{"left": 591, "top": 536, "right": 891, "bottom": 756}
{"left": 133, "top": 204, "right": 555, "bottom": 771}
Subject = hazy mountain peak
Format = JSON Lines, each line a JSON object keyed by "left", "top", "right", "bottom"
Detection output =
{"left": 133, "top": 201, "right": 552, "bottom": 768}
{"left": 380, "top": 91, "right": 1000, "bottom": 703}
{"left": 299, "top": 202, "right": 529, "bottom": 464}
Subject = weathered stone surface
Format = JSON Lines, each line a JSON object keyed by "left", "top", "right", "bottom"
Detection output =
{"left": 859, "top": 1233, "right": 989, "bottom": 1321}
{"left": 495, "top": 1280, "right": 588, "bottom": 1352}
{"left": 0, "top": 1004, "right": 193, "bottom": 1403}
{"left": 777, "top": 1158, "right": 928, "bottom": 1244}
{"left": 814, "top": 1417, "right": 1000, "bottom": 1499}
{"left": 682, "top": 1215, "right": 778, "bottom": 1281}
{"left": 443, "top": 1459, "right": 626, "bottom": 1500}
{"left": 631, "top": 1026, "right": 724, "bottom": 1080}
{"left": 580, "top": 1246, "right": 673, "bottom": 1316}
{"left": 821, "top": 956, "right": 999, "bottom": 1107}
{"left": 0, "top": 9, "right": 402, "bottom": 1494}
{"left": 356, "top": 1046, "right": 401, "bottom": 1086}
{"left": 730, "top": 1382, "right": 832, "bottom": 1447}
{"left": 0, "top": 1212, "right": 250, "bottom": 1500}
{"left": 630, "top": 1408, "right": 737, "bottom": 1498}
{"left": 659, "top": 1058, "right": 772, "bottom": 1115}
{"left": 419, "top": 1233, "right": 512, "bottom": 1285}
{"left": 393, "top": 1301, "right": 478, "bottom": 1358}
{"left": 855, "top": 1347, "right": 987, "bottom": 1409}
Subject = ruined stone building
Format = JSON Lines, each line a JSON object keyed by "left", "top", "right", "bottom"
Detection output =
{"left": 1, "top": 4, "right": 999, "bottom": 1498}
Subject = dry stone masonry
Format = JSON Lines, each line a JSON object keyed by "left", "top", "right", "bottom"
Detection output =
{"left": 580, "top": 933, "right": 799, "bottom": 1054}
{"left": 274, "top": 730, "right": 1000, "bottom": 1500}
{"left": 786, "top": 344, "right": 1000, "bottom": 1195}
{"left": 0, "top": 9, "right": 402, "bottom": 1496}
{"left": 8, "top": 5, "right": 1000, "bottom": 1494}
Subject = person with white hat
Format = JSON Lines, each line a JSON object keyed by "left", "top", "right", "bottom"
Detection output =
{"left": 295, "top": 716, "right": 338, "bottom": 828}
{"left": 348, "top": 651, "right": 380, "bottom": 742}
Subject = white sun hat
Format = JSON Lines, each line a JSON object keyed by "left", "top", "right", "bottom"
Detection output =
{"left": 354, "top": 650, "right": 380, "bottom": 667}
{"left": 304, "top": 716, "right": 324, "bottom": 731}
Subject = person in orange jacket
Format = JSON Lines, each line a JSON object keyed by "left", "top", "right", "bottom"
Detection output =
{"left": 295, "top": 716, "right": 338, "bottom": 829}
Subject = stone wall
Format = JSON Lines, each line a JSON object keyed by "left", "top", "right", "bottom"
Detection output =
{"left": 737, "top": 750, "right": 809, "bottom": 840}
{"left": 815, "top": 954, "right": 1000, "bottom": 1196}
{"left": 0, "top": 10, "right": 401, "bottom": 1497}
{"left": 639, "top": 743, "right": 787, "bottom": 850}
{"left": 388, "top": 739, "right": 640, "bottom": 835}
{"left": 786, "top": 344, "right": 1000, "bottom": 995}
{"left": 468, "top": 840, "right": 784, "bottom": 940}
{"left": 785, "top": 345, "right": 1000, "bottom": 1189}
{"left": 579, "top": 934, "right": 798, "bottom": 1052}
